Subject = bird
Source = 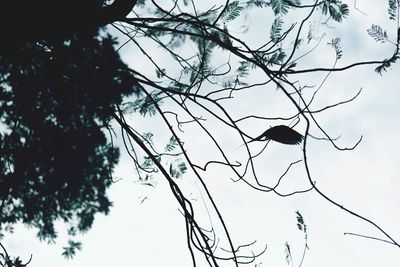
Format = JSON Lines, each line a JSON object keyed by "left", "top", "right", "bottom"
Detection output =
{"left": 248, "top": 125, "right": 304, "bottom": 145}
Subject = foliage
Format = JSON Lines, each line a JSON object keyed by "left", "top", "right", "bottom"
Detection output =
{"left": 366, "top": 11, "right": 400, "bottom": 74}
{"left": 320, "top": 0, "right": 349, "bottom": 22}
{"left": 367, "top": 24, "right": 389, "bottom": 43}
{"left": 221, "top": 1, "right": 244, "bottom": 22}
{"left": 62, "top": 240, "right": 82, "bottom": 259}
{"left": 0, "top": 29, "right": 140, "bottom": 243}
{"left": 388, "top": 0, "right": 400, "bottom": 20}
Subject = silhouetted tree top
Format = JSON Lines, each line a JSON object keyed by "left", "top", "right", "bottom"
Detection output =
{"left": 0, "top": 26, "right": 141, "bottom": 243}
{"left": 0, "top": 0, "right": 139, "bottom": 245}
{"left": 0, "top": 0, "right": 137, "bottom": 53}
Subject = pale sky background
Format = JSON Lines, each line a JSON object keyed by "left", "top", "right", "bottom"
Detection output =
{"left": 3, "top": 1, "right": 400, "bottom": 266}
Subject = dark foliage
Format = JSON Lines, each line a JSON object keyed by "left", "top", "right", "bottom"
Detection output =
{"left": 0, "top": 0, "right": 137, "bottom": 54}
{"left": 0, "top": 29, "right": 140, "bottom": 241}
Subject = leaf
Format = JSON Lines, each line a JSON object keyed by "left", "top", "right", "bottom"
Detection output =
{"left": 328, "top": 37, "right": 343, "bottom": 60}
{"left": 266, "top": 49, "right": 286, "bottom": 66}
{"left": 321, "top": 1, "right": 349, "bottom": 22}
{"left": 245, "top": 0, "right": 271, "bottom": 8}
{"left": 296, "top": 211, "right": 305, "bottom": 231}
{"left": 165, "top": 136, "right": 178, "bottom": 152}
{"left": 375, "top": 54, "right": 399, "bottom": 74}
{"left": 367, "top": 24, "right": 389, "bottom": 43}
{"left": 388, "top": 0, "right": 399, "bottom": 20}
{"left": 284, "top": 242, "right": 292, "bottom": 265}
{"left": 155, "top": 68, "right": 166, "bottom": 78}
{"left": 237, "top": 61, "right": 250, "bottom": 78}
{"left": 141, "top": 155, "right": 161, "bottom": 170}
{"left": 169, "top": 161, "right": 187, "bottom": 179}
{"left": 271, "top": 0, "right": 289, "bottom": 15}
{"left": 270, "top": 17, "right": 283, "bottom": 43}
{"left": 178, "top": 162, "right": 187, "bottom": 174}
{"left": 62, "top": 240, "right": 82, "bottom": 259}
{"left": 131, "top": 95, "right": 159, "bottom": 117}
{"left": 285, "top": 0, "right": 301, "bottom": 5}
{"left": 143, "top": 132, "right": 154, "bottom": 145}
{"left": 221, "top": 1, "right": 244, "bottom": 22}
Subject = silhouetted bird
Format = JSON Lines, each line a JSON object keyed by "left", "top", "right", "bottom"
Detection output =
{"left": 249, "top": 125, "right": 304, "bottom": 145}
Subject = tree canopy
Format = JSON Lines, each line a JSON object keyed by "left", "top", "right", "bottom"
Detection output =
{"left": 1, "top": 0, "right": 400, "bottom": 266}
{"left": 0, "top": 0, "right": 136, "bottom": 53}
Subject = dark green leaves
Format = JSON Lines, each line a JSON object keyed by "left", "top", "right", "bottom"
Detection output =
{"left": 271, "top": 0, "right": 290, "bottom": 16}
{"left": 321, "top": 0, "right": 349, "bottom": 22}
{"left": 62, "top": 240, "right": 82, "bottom": 259}
{"left": 165, "top": 136, "right": 179, "bottom": 152}
{"left": 296, "top": 211, "right": 307, "bottom": 234}
{"left": 131, "top": 94, "right": 159, "bottom": 117}
{"left": 375, "top": 54, "right": 400, "bottom": 74}
{"left": 388, "top": 0, "right": 400, "bottom": 20}
{"left": 270, "top": 0, "right": 301, "bottom": 16}
{"left": 328, "top": 37, "right": 343, "bottom": 60}
{"left": 367, "top": 25, "right": 389, "bottom": 43}
{"left": 221, "top": 1, "right": 244, "bottom": 22}
{"left": 169, "top": 161, "right": 187, "bottom": 179}
{"left": 266, "top": 50, "right": 286, "bottom": 66}
{"left": 270, "top": 17, "right": 283, "bottom": 43}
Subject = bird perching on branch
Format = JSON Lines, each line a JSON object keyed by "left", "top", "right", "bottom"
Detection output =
{"left": 249, "top": 125, "right": 304, "bottom": 145}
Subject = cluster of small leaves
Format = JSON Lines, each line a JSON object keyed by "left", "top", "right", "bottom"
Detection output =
{"left": 307, "top": 22, "right": 317, "bottom": 44}
{"left": 210, "top": 26, "right": 233, "bottom": 48}
{"left": 236, "top": 61, "right": 252, "bottom": 79}
{"left": 388, "top": 0, "right": 400, "bottom": 20}
{"left": 0, "top": 255, "right": 25, "bottom": 267}
{"left": 155, "top": 68, "right": 166, "bottom": 78}
{"left": 375, "top": 53, "right": 400, "bottom": 74}
{"left": 244, "top": 0, "right": 271, "bottom": 8}
{"left": 148, "top": 7, "right": 218, "bottom": 49}
{"left": 284, "top": 242, "right": 292, "bottom": 266}
{"left": 130, "top": 94, "right": 160, "bottom": 117}
{"left": 142, "top": 132, "right": 154, "bottom": 145}
{"left": 221, "top": 1, "right": 244, "bottom": 22}
{"left": 270, "top": 17, "right": 284, "bottom": 43}
{"left": 271, "top": 0, "right": 300, "bottom": 16}
{"left": 169, "top": 160, "right": 187, "bottom": 179}
{"left": 283, "top": 211, "right": 309, "bottom": 266}
{"left": 141, "top": 155, "right": 161, "bottom": 171}
{"left": 165, "top": 136, "right": 179, "bottom": 152}
{"left": 296, "top": 211, "right": 307, "bottom": 236}
{"left": 62, "top": 240, "right": 82, "bottom": 260}
{"left": 367, "top": 24, "right": 389, "bottom": 43}
{"left": 265, "top": 49, "right": 287, "bottom": 66}
{"left": 138, "top": 174, "right": 158, "bottom": 187}
{"left": 327, "top": 37, "right": 343, "bottom": 60}
{"left": 320, "top": 0, "right": 349, "bottom": 22}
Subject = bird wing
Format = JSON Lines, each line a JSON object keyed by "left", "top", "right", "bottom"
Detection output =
{"left": 249, "top": 125, "right": 303, "bottom": 145}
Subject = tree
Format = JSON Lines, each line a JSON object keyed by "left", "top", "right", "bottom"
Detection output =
{"left": 0, "top": 0, "right": 136, "bottom": 53}
{"left": 0, "top": 1, "right": 141, "bottom": 262}
{"left": 0, "top": 0, "right": 399, "bottom": 266}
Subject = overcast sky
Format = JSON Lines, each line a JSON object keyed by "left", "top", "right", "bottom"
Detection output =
{"left": 4, "top": 1, "right": 400, "bottom": 267}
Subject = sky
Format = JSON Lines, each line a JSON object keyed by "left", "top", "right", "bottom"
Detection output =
{"left": 3, "top": 1, "right": 400, "bottom": 266}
